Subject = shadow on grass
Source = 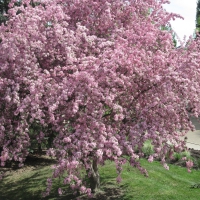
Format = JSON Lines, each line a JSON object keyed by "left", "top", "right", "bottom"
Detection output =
{"left": 0, "top": 154, "right": 59, "bottom": 200}
{"left": 0, "top": 174, "right": 124, "bottom": 200}
{"left": 1, "top": 153, "right": 56, "bottom": 172}
{"left": 0, "top": 158, "right": 124, "bottom": 200}
{"left": 26, "top": 154, "right": 56, "bottom": 165}
{"left": 1, "top": 170, "right": 52, "bottom": 200}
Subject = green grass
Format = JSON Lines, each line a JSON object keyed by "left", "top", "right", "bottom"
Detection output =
{"left": 1, "top": 159, "right": 200, "bottom": 200}
{"left": 0, "top": 165, "right": 66, "bottom": 200}
{"left": 120, "top": 159, "right": 200, "bottom": 200}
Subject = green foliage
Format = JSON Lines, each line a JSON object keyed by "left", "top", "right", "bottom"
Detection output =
{"left": 173, "top": 151, "right": 192, "bottom": 161}
{"left": 190, "top": 183, "right": 200, "bottom": 189}
{"left": 196, "top": 158, "right": 200, "bottom": 168}
{"left": 181, "top": 151, "right": 192, "bottom": 159}
{"left": 172, "top": 32, "right": 177, "bottom": 47}
{"left": 173, "top": 152, "right": 182, "bottom": 161}
{"left": 28, "top": 121, "right": 58, "bottom": 153}
{"left": 196, "top": 0, "right": 200, "bottom": 35}
{"left": 103, "top": 105, "right": 112, "bottom": 117}
{"left": 142, "top": 140, "right": 154, "bottom": 157}
{"left": 0, "top": 14, "right": 8, "bottom": 24}
{"left": 0, "top": 0, "right": 9, "bottom": 25}
{"left": 192, "top": 158, "right": 200, "bottom": 169}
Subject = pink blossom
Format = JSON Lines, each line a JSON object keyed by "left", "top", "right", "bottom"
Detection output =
{"left": 186, "top": 160, "right": 194, "bottom": 168}
{"left": 96, "top": 149, "right": 103, "bottom": 159}
{"left": 116, "top": 175, "right": 122, "bottom": 184}
{"left": 106, "top": 149, "right": 112, "bottom": 157}
{"left": 182, "top": 157, "right": 187, "bottom": 161}
{"left": 186, "top": 160, "right": 193, "bottom": 173}
{"left": 63, "top": 137, "right": 71, "bottom": 143}
{"left": 0, "top": 151, "right": 8, "bottom": 162}
{"left": 58, "top": 188, "right": 62, "bottom": 195}
{"left": 148, "top": 155, "right": 154, "bottom": 163}
{"left": 163, "top": 163, "right": 169, "bottom": 170}
{"left": 80, "top": 186, "right": 86, "bottom": 193}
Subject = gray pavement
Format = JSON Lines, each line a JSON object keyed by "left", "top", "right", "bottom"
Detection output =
{"left": 184, "top": 117, "right": 200, "bottom": 150}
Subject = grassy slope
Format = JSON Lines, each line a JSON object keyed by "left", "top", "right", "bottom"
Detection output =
{"left": 0, "top": 159, "right": 200, "bottom": 200}
{"left": 120, "top": 159, "right": 200, "bottom": 200}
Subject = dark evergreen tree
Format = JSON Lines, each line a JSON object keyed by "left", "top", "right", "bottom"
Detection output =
{"left": 0, "top": 0, "right": 9, "bottom": 25}
{"left": 196, "top": 0, "right": 200, "bottom": 36}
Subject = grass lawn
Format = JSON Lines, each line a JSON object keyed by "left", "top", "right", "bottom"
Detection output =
{"left": 0, "top": 158, "right": 200, "bottom": 200}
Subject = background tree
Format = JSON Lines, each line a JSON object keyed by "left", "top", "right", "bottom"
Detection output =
{"left": 1, "top": 0, "right": 200, "bottom": 197}
{"left": 196, "top": 0, "right": 200, "bottom": 36}
{"left": 0, "top": 0, "right": 9, "bottom": 25}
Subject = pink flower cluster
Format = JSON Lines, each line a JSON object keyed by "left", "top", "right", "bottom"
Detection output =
{"left": 186, "top": 160, "right": 194, "bottom": 173}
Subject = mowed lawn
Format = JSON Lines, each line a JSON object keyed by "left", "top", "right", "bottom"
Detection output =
{"left": 0, "top": 159, "right": 200, "bottom": 200}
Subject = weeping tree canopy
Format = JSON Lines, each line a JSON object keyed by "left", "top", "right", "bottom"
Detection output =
{"left": 1, "top": 0, "right": 200, "bottom": 197}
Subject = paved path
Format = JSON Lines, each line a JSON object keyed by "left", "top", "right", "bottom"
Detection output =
{"left": 184, "top": 117, "right": 200, "bottom": 150}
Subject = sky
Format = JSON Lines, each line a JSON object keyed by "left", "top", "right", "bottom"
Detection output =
{"left": 163, "top": 0, "right": 197, "bottom": 43}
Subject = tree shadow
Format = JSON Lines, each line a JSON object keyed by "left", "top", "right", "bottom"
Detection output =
{"left": 0, "top": 155, "right": 124, "bottom": 200}
{"left": 0, "top": 174, "right": 124, "bottom": 200}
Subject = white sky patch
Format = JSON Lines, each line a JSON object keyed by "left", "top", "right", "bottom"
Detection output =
{"left": 163, "top": 0, "right": 197, "bottom": 43}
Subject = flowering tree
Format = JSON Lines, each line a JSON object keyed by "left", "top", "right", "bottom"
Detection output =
{"left": 1, "top": 0, "right": 200, "bottom": 197}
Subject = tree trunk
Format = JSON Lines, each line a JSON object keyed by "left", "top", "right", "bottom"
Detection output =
{"left": 89, "top": 158, "right": 100, "bottom": 193}
{"left": 47, "top": 132, "right": 54, "bottom": 148}
{"left": 37, "top": 143, "right": 42, "bottom": 154}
